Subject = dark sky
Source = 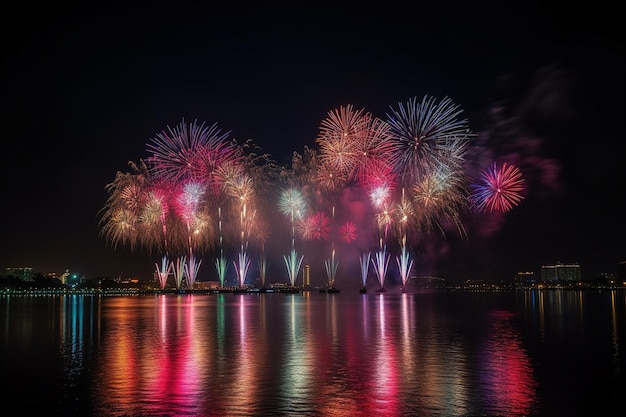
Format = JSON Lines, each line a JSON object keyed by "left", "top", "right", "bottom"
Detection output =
{"left": 1, "top": 3, "right": 624, "bottom": 285}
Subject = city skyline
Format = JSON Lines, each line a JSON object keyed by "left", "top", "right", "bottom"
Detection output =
{"left": 1, "top": 3, "right": 623, "bottom": 285}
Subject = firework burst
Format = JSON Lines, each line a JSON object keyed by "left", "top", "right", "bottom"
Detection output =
{"left": 339, "top": 221, "right": 357, "bottom": 243}
{"left": 470, "top": 162, "right": 525, "bottom": 213}
{"left": 412, "top": 162, "right": 469, "bottom": 237}
{"left": 310, "top": 211, "right": 331, "bottom": 240}
{"left": 387, "top": 95, "right": 473, "bottom": 185}
{"left": 146, "top": 118, "right": 239, "bottom": 191}
{"left": 316, "top": 104, "right": 365, "bottom": 179}
{"left": 278, "top": 188, "right": 307, "bottom": 221}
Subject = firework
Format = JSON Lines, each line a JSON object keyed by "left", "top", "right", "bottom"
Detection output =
{"left": 140, "top": 187, "right": 170, "bottom": 252}
{"left": 339, "top": 221, "right": 357, "bottom": 243}
{"left": 233, "top": 252, "right": 251, "bottom": 288}
{"left": 316, "top": 104, "right": 365, "bottom": 179}
{"left": 215, "top": 256, "right": 228, "bottom": 287}
{"left": 310, "top": 211, "right": 331, "bottom": 240}
{"left": 324, "top": 249, "right": 338, "bottom": 288}
{"left": 146, "top": 119, "right": 239, "bottom": 190}
{"left": 185, "top": 255, "right": 202, "bottom": 289}
{"left": 371, "top": 248, "right": 390, "bottom": 290}
{"left": 316, "top": 105, "right": 396, "bottom": 193}
{"left": 396, "top": 236, "right": 414, "bottom": 291}
{"left": 351, "top": 113, "right": 394, "bottom": 187}
{"left": 99, "top": 97, "right": 525, "bottom": 290}
{"left": 470, "top": 162, "right": 525, "bottom": 213}
{"left": 359, "top": 252, "right": 371, "bottom": 288}
{"left": 99, "top": 160, "right": 151, "bottom": 251}
{"left": 315, "top": 160, "right": 349, "bottom": 195}
{"left": 412, "top": 162, "right": 469, "bottom": 237}
{"left": 387, "top": 95, "right": 473, "bottom": 185}
{"left": 155, "top": 255, "right": 172, "bottom": 290}
{"left": 283, "top": 249, "right": 304, "bottom": 286}
{"left": 278, "top": 188, "right": 307, "bottom": 220}
{"left": 172, "top": 256, "right": 186, "bottom": 290}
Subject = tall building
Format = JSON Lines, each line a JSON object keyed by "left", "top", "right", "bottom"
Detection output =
{"left": 540, "top": 262, "right": 582, "bottom": 282}
{"left": 303, "top": 265, "right": 310, "bottom": 288}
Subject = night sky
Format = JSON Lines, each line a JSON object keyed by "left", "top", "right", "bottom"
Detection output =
{"left": 1, "top": 3, "right": 623, "bottom": 285}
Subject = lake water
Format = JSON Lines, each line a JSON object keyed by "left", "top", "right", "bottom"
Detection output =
{"left": 1, "top": 289, "right": 624, "bottom": 416}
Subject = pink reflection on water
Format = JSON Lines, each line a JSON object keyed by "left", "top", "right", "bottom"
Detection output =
{"left": 480, "top": 310, "right": 537, "bottom": 416}
{"left": 369, "top": 294, "right": 400, "bottom": 415}
{"left": 97, "top": 296, "right": 210, "bottom": 416}
{"left": 227, "top": 294, "right": 265, "bottom": 414}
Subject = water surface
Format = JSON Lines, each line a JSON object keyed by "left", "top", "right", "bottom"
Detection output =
{"left": 1, "top": 289, "right": 624, "bottom": 416}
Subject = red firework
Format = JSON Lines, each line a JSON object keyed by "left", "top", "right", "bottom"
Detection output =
{"left": 339, "top": 221, "right": 357, "bottom": 243}
{"left": 310, "top": 211, "right": 331, "bottom": 240}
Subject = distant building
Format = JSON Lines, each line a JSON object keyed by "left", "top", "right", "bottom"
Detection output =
{"left": 4, "top": 267, "right": 34, "bottom": 281}
{"left": 619, "top": 261, "right": 626, "bottom": 281}
{"left": 196, "top": 281, "right": 220, "bottom": 290}
{"left": 516, "top": 271, "right": 536, "bottom": 285}
{"left": 411, "top": 275, "right": 446, "bottom": 288}
{"left": 540, "top": 262, "right": 581, "bottom": 282}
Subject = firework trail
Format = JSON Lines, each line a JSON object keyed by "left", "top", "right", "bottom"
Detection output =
{"left": 370, "top": 185, "right": 393, "bottom": 249}
{"left": 185, "top": 255, "right": 202, "bottom": 289}
{"left": 155, "top": 255, "right": 172, "bottom": 290}
{"left": 278, "top": 187, "right": 308, "bottom": 285}
{"left": 396, "top": 236, "right": 414, "bottom": 291}
{"left": 325, "top": 248, "right": 338, "bottom": 288}
{"left": 316, "top": 105, "right": 384, "bottom": 288}
{"left": 145, "top": 119, "right": 241, "bottom": 289}
{"left": 371, "top": 247, "right": 390, "bottom": 291}
{"left": 215, "top": 255, "right": 228, "bottom": 288}
{"left": 359, "top": 252, "right": 371, "bottom": 289}
{"left": 279, "top": 188, "right": 307, "bottom": 247}
{"left": 173, "top": 256, "right": 186, "bottom": 290}
{"left": 254, "top": 220, "right": 271, "bottom": 288}
{"left": 233, "top": 252, "right": 251, "bottom": 288}
{"left": 173, "top": 181, "right": 213, "bottom": 288}
{"left": 283, "top": 249, "right": 304, "bottom": 287}
{"left": 218, "top": 162, "right": 257, "bottom": 287}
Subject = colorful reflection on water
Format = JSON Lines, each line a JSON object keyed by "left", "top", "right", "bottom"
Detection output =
{"left": 1, "top": 289, "right": 624, "bottom": 416}
{"left": 90, "top": 292, "right": 539, "bottom": 416}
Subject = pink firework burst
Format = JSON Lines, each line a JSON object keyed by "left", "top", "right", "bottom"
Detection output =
{"left": 296, "top": 216, "right": 315, "bottom": 241}
{"left": 310, "top": 211, "right": 331, "bottom": 240}
{"left": 471, "top": 162, "right": 525, "bottom": 213}
{"left": 339, "top": 221, "right": 357, "bottom": 243}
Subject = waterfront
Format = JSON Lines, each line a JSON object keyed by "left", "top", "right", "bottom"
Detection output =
{"left": 1, "top": 289, "right": 624, "bottom": 416}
